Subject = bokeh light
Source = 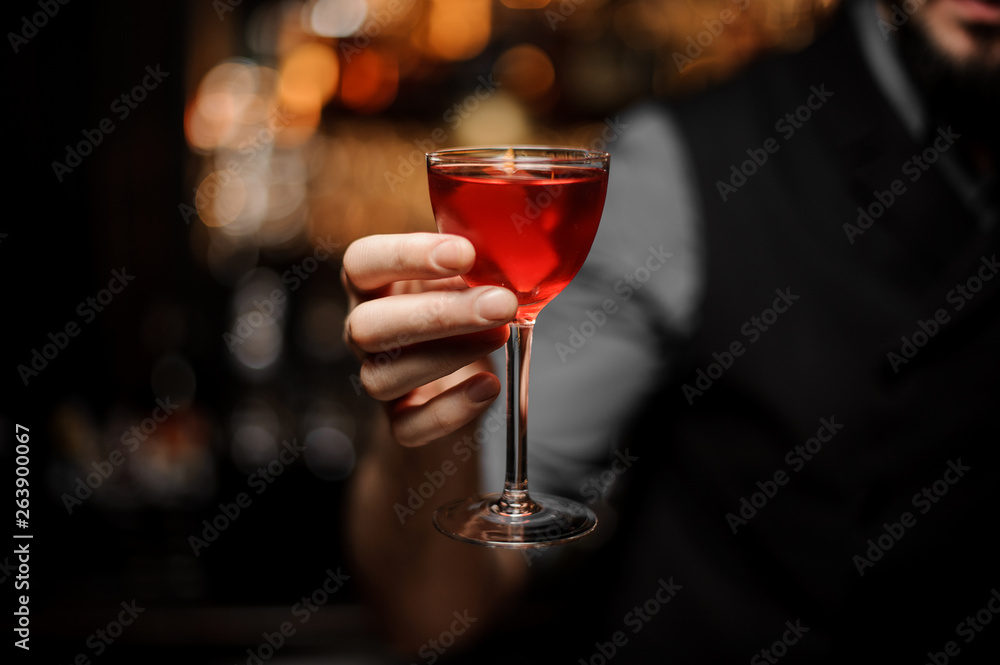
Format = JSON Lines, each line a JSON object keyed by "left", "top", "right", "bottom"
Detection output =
{"left": 277, "top": 41, "right": 340, "bottom": 114}
{"left": 303, "top": 426, "right": 356, "bottom": 481}
{"left": 305, "top": 0, "right": 370, "bottom": 37}
{"left": 228, "top": 268, "right": 288, "bottom": 375}
{"left": 494, "top": 44, "right": 557, "bottom": 101}
{"left": 340, "top": 47, "right": 399, "bottom": 113}
{"left": 418, "top": 0, "right": 491, "bottom": 61}
{"left": 454, "top": 92, "right": 532, "bottom": 146}
{"left": 184, "top": 60, "right": 262, "bottom": 152}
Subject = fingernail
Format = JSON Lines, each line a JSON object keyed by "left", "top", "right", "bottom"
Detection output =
{"left": 475, "top": 288, "right": 515, "bottom": 322}
{"left": 466, "top": 375, "right": 499, "bottom": 403}
{"left": 431, "top": 239, "right": 467, "bottom": 271}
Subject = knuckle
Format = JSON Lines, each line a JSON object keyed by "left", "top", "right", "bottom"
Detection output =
{"left": 345, "top": 302, "right": 380, "bottom": 349}
{"left": 394, "top": 404, "right": 459, "bottom": 448}
{"left": 390, "top": 419, "right": 422, "bottom": 448}
{"left": 359, "top": 354, "right": 401, "bottom": 401}
{"left": 341, "top": 241, "right": 364, "bottom": 279}
{"left": 342, "top": 315, "right": 357, "bottom": 350}
{"left": 340, "top": 265, "right": 357, "bottom": 300}
{"left": 428, "top": 405, "right": 460, "bottom": 437}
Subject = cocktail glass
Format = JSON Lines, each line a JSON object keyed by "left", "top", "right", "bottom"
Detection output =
{"left": 426, "top": 146, "right": 610, "bottom": 547}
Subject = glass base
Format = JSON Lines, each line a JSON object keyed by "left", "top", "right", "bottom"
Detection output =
{"left": 433, "top": 492, "right": 597, "bottom": 548}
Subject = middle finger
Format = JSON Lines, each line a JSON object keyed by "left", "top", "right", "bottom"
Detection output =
{"left": 346, "top": 285, "right": 517, "bottom": 353}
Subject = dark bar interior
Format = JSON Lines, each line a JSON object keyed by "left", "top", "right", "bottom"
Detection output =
{"left": 7, "top": 0, "right": 999, "bottom": 663}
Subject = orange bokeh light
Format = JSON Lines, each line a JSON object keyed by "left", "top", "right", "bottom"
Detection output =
{"left": 277, "top": 41, "right": 340, "bottom": 114}
{"left": 340, "top": 48, "right": 399, "bottom": 114}
{"left": 420, "top": 0, "right": 491, "bottom": 62}
{"left": 494, "top": 44, "right": 556, "bottom": 101}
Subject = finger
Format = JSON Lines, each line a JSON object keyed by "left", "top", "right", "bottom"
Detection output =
{"left": 360, "top": 327, "right": 509, "bottom": 401}
{"left": 390, "top": 373, "right": 502, "bottom": 447}
{"left": 340, "top": 273, "right": 469, "bottom": 317}
{"left": 390, "top": 275, "right": 469, "bottom": 295}
{"left": 342, "top": 233, "right": 475, "bottom": 295}
{"left": 346, "top": 286, "right": 517, "bottom": 354}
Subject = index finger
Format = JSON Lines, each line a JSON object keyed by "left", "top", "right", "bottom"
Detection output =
{"left": 342, "top": 233, "right": 475, "bottom": 295}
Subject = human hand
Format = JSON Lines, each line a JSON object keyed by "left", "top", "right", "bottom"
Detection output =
{"left": 342, "top": 233, "right": 518, "bottom": 446}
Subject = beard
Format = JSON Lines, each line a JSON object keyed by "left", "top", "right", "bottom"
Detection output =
{"left": 896, "top": 12, "right": 1000, "bottom": 152}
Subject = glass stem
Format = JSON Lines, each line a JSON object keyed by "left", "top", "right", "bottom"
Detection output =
{"left": 497, "top": 321, "right": 540, "bottom": 516}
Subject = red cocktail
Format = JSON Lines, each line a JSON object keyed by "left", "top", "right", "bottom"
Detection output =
{"left": 429, "top": 159, "right": 608, "bottom": 320}
{"left": 426, "top": 147, "right": 610, "bottom": 547}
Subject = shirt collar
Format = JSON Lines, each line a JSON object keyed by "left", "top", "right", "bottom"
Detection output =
{"left": 849, "top": 0, "right": 927, "bottom": 141}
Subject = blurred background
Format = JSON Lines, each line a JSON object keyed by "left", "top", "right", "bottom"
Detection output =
{"left": 6, "top": 0, "right": 838, "bottom": 662}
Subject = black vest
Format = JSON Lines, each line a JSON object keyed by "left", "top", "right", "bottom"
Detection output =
{"left": 590, "top": 9, "right": 1000, "bottom": 664}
